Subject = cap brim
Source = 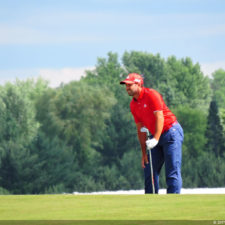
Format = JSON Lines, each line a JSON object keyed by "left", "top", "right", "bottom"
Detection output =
{"left": 120, "top": 80, "right": 135, "bottom": 85}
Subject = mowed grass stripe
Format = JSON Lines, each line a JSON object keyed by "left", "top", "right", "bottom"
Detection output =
{"left": 0, "top": 194, "right": 224, "bottom": 220}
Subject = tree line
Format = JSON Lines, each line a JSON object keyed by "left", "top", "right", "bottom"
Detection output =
{"left": 0, "top": 51, "right": 224, "bottom": 194}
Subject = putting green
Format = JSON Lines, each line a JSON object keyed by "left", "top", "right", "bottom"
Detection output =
{"left": 0, "top": 194, "right": 224, "bottom": 222}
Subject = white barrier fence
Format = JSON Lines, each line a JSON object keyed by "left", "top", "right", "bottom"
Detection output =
{"left": 73, "top": 187, "right": 225, "bottom": 195}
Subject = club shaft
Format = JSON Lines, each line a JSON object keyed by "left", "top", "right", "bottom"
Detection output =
{"left": 148, "top": 148, "right": 155, "bottom": 194}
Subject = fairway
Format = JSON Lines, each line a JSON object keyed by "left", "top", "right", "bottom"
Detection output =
{"left": 0, "top": 194, "right": 224, "bottom": 221}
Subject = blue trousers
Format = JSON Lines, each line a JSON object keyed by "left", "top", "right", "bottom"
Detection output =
{"left": 144, "top": 122, "right": 184, "bottom": 194}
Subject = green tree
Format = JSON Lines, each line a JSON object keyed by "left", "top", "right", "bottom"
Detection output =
{"left": 165, "top": 56, "right": 211, "bottom": 109}
{"left": 211, "top": 69, "right": 225, "bottom": 108}
{"left": 84, "top": 52, "right": 125, "bottom": 91}
{"left": 122, "top": 51, "right": 167, "bottom": 90}
{"left": 172, "top": 106, "right": 208, "bottom": 187}
{"left": 220, "top": 108, "right": 225, "bottom": 136}
{"left": 1, "top": 51, "right": 224, "bottom": 193}
{"left": 0, "top": 81, "right": 43, "bottom": 193}
{"left": 84, "top": 53, "right": 139, "bottom": 166}
{"left": 0, "top": 82, "right": 39, "bottom": 145}
{"left": 205, "top": 101, "right": 224, "bottom": 157}
{"left": 122, "top": 52, "right": 212, "bottom": 110}
{"left": 36, "top": 81, "right": 116, "bottom": 166}
{"left": 173, "top": 105, "right": 207, "bottom": 158}
{"left": 197, "top": 152, "right": 225, "bottom": 187}
{"left": 119, "top": 149, "right": 144, "bottom": 190}
{"left": 30, "top": 131, "right": 75, "bottom": 194}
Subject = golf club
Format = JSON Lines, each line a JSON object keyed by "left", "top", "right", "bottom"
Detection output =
{"left": 140, "top": 127, "right": 155, "bottom": 194}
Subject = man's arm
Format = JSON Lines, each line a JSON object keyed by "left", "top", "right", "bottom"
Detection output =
{"left": 153, "top": 111, "right": 164, "bottom": 141}
{"left": 136, "top": 122, "right": 149, "bottom": 168}
{"left": 145, "top": 111, "right": 164, "bottom": 150}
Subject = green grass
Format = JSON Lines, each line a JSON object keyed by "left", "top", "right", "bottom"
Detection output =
{"left": 0, "top": 194, "right": 224, "bottom": 221}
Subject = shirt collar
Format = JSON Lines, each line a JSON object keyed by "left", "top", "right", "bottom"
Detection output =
{"left": 133, "top": 87, "right": 145, "bottom": 101}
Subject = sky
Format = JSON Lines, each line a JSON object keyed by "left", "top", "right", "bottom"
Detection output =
{"left": 0, "top": 0, "right": 225, "bottom": 87}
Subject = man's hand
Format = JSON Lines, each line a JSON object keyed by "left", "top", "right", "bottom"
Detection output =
{"left": 142, "top": 154, "right": 149, "bottom": 168}
{"left": 146, "top": 138, "right": 158, "bottom": 150}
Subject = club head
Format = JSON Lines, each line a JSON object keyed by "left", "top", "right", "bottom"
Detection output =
{"left": 140, "top": 127, "right": 149, "bottom": 136}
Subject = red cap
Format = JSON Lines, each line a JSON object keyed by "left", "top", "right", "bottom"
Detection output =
{"left": 120, "top": 73, "right": 143, "bottom": 86}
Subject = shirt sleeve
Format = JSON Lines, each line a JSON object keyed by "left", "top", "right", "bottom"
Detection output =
{"left": 148, "top": 89, "right": 163, "bottom": 112}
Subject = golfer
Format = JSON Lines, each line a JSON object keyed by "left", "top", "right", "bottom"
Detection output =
{"left": 120, "top": 73, "right": 184, "bottom": 194}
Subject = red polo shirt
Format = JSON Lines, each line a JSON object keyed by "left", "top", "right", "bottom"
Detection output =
{"left": 130, "top": 87, "right": 177, "bottom": 135}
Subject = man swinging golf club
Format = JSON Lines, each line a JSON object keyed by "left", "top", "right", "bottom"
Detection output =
{"left": 120, "top": 73, "right": 184, "bottom": 194}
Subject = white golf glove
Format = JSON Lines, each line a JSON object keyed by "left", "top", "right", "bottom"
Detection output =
{"left": 146, "top": 138, "right": 158, "bottom": 150}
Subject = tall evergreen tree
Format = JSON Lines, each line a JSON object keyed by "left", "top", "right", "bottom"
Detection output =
{"left": 211, "top": 69, "right": 225, "bottom": 108}
{"left": 206, "top": 100, "right": 224, "bottom": 157}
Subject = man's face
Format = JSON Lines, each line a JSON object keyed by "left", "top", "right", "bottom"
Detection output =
{"left": 125, "top": 83, "right": 139, "bottom": 96}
